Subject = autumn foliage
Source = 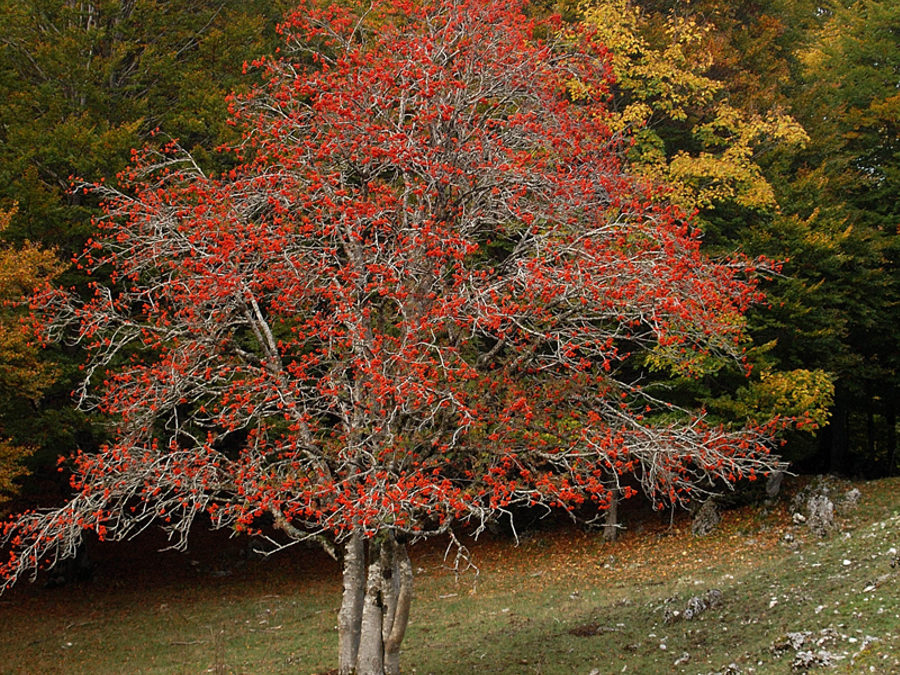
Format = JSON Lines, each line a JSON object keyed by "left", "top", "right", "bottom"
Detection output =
{"left": 2, "top": 1, "right": 788, "bottom": 671}
{"left": 0, "top": 205, "right": 62, "bottom": 505}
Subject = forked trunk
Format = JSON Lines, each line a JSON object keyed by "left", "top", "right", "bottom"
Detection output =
{"left": 337, "top": 532, "right": 414, "bottom": 675}
{"left": 356, "top": 549, "right": 385, "bottom": 673}
{"left": 383, "top": 539, "right": 413, "bottom": 674}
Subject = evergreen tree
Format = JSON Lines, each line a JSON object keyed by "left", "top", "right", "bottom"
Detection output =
{"left": 781, "top": 0, "right": 899, "bottom": 472}
{"left": 0, "top": 0, "right": 294, "bottom": 251}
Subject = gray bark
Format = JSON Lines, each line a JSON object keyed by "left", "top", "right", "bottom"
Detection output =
{"left": 357, "top": 546, "right": 385, "bottom": 675}
{"left": 603, "top": 488, "right": 620, "bottom": 542}
{"left": 380, "top": 542, "right": 399, "bottom": 647}
{"left": 337, "top": 533, "right": 414, "bottom": 675}
{"left": 338, "top": 533, "right": 365, "bottom": 675}
{"left": 384, "top": 541, "right": 413, "bottom": 675}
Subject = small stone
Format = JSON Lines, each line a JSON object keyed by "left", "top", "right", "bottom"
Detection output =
{"left": 705, "top": 588, "right": 723, "bottom": 607}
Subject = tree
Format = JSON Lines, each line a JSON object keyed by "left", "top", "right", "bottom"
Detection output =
{"left": 578, "top": 0, "right": 810, "bottom": 220}
{"left": 577, "top": 0, "right": 833, "bottom": 459}
{"left": 774, "top": 0, "right": 899, "bottom": 472}
{"left": 0, "top": 205, "right": 63, "bottom": 506}
{"left": 0, "top": 0, "right": 298, "bottom": 503}
{"left": 2, "top": 2, "right": 788, "bottom": 672}
{"left": 0, "top": 0, "right": 294, "bottom": 251}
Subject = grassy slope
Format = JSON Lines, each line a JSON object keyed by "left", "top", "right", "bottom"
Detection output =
{"left": 1, "top": 476, "right": 898, "bottom": 674}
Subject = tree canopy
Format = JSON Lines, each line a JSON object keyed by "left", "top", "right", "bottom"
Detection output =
{"left": 1, "top": 1, "right": 788, "bottom": 672}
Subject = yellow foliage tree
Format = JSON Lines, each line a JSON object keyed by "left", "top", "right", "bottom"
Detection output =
{"left": 578, "top": 0, "right": 832, "bottom": 431}
{"left": 0, "top": 205, "right": 63, "bottom": 504}
{"left": 580, "top": 0, "right": 808, "bottom": 213}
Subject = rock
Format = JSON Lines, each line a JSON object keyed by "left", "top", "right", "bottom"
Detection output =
{"left": 705, "top": 588, "right": 723, "bottom": 608}
{"left": 692, "top": 498, "right": 721, "bottom": 537}
{"left": 664, "top": 589, "right": 722, "bottom": 623}
{"left": 766, "top": 470, "right": 785, "bottom": 499}
{"left": 792, "top": 650, "right": 837, "bottom": 670}
{"left": 772, "top": 631, "right": 813, "bottom": 654}
{"left": 772, "top": 627, "right": 848, "bottom": 670}
{"left": 840, "top": 487, "right": 861, "bottom": 513}
{"left": 685, "top": 595, "right": 707, "bottom": 618}
{"left": 807, "top": 494, "right": 836, "bottom": 537}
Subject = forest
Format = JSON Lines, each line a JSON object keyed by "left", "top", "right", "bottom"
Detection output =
{"left": 0, "top": 1, "right": 896, "bottom": 673}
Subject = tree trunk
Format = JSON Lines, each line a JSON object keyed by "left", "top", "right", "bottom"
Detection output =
{"left": 826, "top": 389, "right": 850, "bottom": 474}
{"left": 338, "top": 533, "right": 365, "bottom": 675}
{"left": 603, "top": 488, "right": 620, "bottom": 542}
{"left": 337, "top": 533, "right": 414, "bottom": 675}
{"left": 383, "top": 540, "right": 413, "bottom": 675}
{"left": 886, "top": 388, "right": 897, "bottom": 476}
{"left": 356, "top": 549, "right": 384, "bottom": 674}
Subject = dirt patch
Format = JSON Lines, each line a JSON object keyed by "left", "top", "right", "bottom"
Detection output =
{"left": 568, "top": 623, "right": 622, "bottom": 637}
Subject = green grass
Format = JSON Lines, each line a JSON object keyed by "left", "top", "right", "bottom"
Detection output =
{"left": 2, "top": 476, "right": 899, "bottom": 673}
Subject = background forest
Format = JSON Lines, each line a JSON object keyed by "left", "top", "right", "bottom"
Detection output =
{"left": 0, "top": 0, "right": 895, "bottom": 512}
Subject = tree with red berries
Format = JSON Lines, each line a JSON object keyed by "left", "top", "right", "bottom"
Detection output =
{"left": 2, "top": 2, "right": 787, "bottom": 672}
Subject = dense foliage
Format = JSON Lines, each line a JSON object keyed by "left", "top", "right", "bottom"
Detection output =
{"left": 0, "top": 0, "right": 894, "bottom": 670}
{"left": 0, "top": 0, "right": 892, "bottom": 500}
{"left": 0, "top": 1, "right": 793, "bottom": 671}
{"left": 0, "top": 205, "right": 62, "bottom": 506}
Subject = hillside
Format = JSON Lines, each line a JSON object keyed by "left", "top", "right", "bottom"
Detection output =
{"left": 1, "top": 476, "right": 898, "bottom": 673}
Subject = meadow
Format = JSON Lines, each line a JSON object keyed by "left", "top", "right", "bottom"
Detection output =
{"left": 1, "top": 476, "right": 898, "bottom": 674}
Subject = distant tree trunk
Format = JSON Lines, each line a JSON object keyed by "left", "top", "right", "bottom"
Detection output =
{"left": 887, "top": 389, "right": 897, "bottom": 476}
{"left": 866, "top": 390, "right": 876, "bottom": 469}
{"left": 337, "top": 533, "right": 413, "bottom": 675}
{"left": 765, "top": 470, "right": 785, "bottom": 500}
{"left": 603, "top": 488, "right": 620, "bottom": 542}
{"left": 825, "top": 389, "right": 850, "bottom": 474}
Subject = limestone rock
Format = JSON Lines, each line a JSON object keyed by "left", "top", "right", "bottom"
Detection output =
{"left": 692, "top": 499, "right": 721, "bottom": 537}
{"left": 807, "top": 494, "right": 835, "bottom": 537}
